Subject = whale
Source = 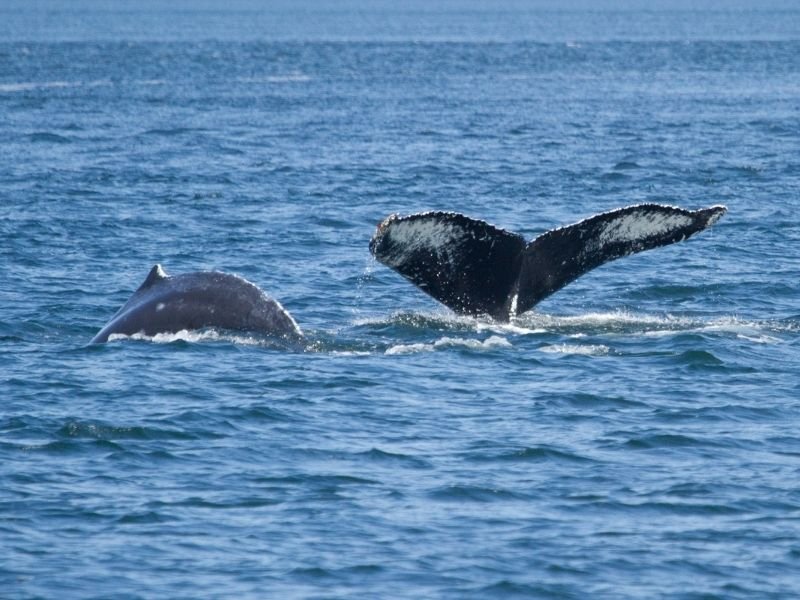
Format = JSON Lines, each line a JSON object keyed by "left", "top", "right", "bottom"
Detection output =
{"left": 92, "top": 204, "right": 726, "bottom": 342}
{"left": 90, "top": 265, "right": 302, "bottom": 344}
{"left": 369, "top": 203, "right": 727, "bottom": 321}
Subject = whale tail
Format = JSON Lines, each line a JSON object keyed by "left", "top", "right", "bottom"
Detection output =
{"left": 369, "top": 204, "right": 726, "bottom": 321}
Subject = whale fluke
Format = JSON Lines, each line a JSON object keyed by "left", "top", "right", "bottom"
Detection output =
{"left": 369, "top": 204, "right": 727, "bottom": 321}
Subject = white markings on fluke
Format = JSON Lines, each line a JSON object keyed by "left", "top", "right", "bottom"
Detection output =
{"left": 596, "top": 210, "right": 693, "bottom": 246}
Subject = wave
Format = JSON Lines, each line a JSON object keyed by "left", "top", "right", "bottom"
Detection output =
{"left": 238, "top": 74, "right": 311, "bottom": 84}
{"left": 352, "top": 310, "right": 545, "bottom": 336}
{"left": 0, "top": 73, "right": 311, "bottom": 94}
{"left": 516, "top": 310, "right": 698, "bottom": 333}
{"left": 465, "top": 444, "right": 596, "bottom": 464}
{"left": 0, "top": 80, "right": 73, "bottom": 92}
{"left": 427, "top": 484, "right": 528, "bottom": 503}
{"left": 57, "top": 420, "right": 198, "bottom": 441}
{"left": 356, "top": 308, "right": 794, "bottom": 341}
{"left": 27, "top": 132, "right": 72, "bottom": 144}
{"left": 142, "top": 127, "right": 207, "bottom": 137}
{"left": 0, "top": 79, "right": 164, "bottom": 94}
{"left": 516, "top": 310, "right": 796, "bottom": 340}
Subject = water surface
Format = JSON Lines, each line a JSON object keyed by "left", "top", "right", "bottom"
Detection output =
{"left": 2, "top": 2, "right": 799, "bottom": 598}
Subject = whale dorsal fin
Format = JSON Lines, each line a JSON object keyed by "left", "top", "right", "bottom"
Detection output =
{"left": 137, "top": 264, "right": 169, "bottom": 292}
{"left": 103, "top": 264, "right": 171, "bottom": 322}
{"left": 369, "top": 212, "right": 526, "bottom": 319}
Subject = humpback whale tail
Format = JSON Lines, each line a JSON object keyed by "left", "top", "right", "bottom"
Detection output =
{"left": 369, "top": 204, "right": 726, "bottom": 321}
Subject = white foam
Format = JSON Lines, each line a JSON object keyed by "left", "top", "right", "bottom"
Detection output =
{"left": 107, "top": 329, "right": 266, "bottom": 346}
{"left": 539, "top": 343, "right": 611, "bottom": 356}
{"left": 352, "top": 310, "right": 545, "bottom": 337}
{"left": 517, "top": 310, "right": 695, "bottom": 331}
{"left": 737, "top": 333, "right": 782, "bottom": 344}
{"left": 0, "top": 80, "right": 116, "bottom": 93}
{"left": 239, "top": 74, "right": 311, "bottom": 84}
{"left": 385, "top": 335, "right": 511, "bottom": 355}
{"left": 520, "top": 311, "right": 789, "bottom": 345}
{"left": 357, "top": 309, "right": 790, "bottom": 346}
{"left": 699, "top": 317, "right": 786, "bottom": 343}
{"left": 385, "top": 342, "right": 432, "bottom": 355}
{"left": 0, "top": 81, "right": 72, "bottom": 92}
{"left": 352, "top": 311, "right": 464, "bottom": 328}
{"left": 0, "top": 79, "right": 167, "bottom": 93}
{"left": 476, "top": 321, "right": 546, "bottom": 336}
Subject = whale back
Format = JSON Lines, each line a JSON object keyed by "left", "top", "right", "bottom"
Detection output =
{"left": 91, "top": 265, "right": 302, "bottom": 343}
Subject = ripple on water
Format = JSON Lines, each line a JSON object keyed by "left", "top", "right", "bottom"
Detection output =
{"left": 355, "top": 448, "right": 433, "bottom": 469}
{"left": 464, "top": 444, "right": 597, "bottom": 465}
{"left": 670, "top": 349, "right": 724, "bottom": 368}
{"left": 620, "top": 432, "right": 726, "bottom": 451}
{"left": 542, "top": 392, "right": 650, "bottom": 411}
{"left": 57, "top": 420, "right": 199, "bottom": 441}
{"left": 23, "top": 439, "right": 124, "bottom": 456}
{"left": 427, "top": 485, "right": 530, "bottom": 503}
{"left": 27, "top": 131, "right": 72, "bottom": 144}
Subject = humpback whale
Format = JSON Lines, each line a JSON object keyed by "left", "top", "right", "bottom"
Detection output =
{"left": 369, "top": 203, "right": 726, "bottom": 321}
{"left": 91, "top": 265, "right": 302, "bottom": 344}
{"left": 92, "top": 204, "right": 725, "bottom": 343}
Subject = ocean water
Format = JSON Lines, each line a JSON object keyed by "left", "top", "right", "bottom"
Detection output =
{"left": 2, "top": 1, "right": 800, "bottom": 598}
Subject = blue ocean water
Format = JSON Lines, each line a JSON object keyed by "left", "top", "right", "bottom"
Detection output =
{"left": 2, "top": 1, "right": 800, "bottom": 598}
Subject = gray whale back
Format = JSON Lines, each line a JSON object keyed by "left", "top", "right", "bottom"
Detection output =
{"left": 91, "top": 265, "right": 302, "bottom": 343}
